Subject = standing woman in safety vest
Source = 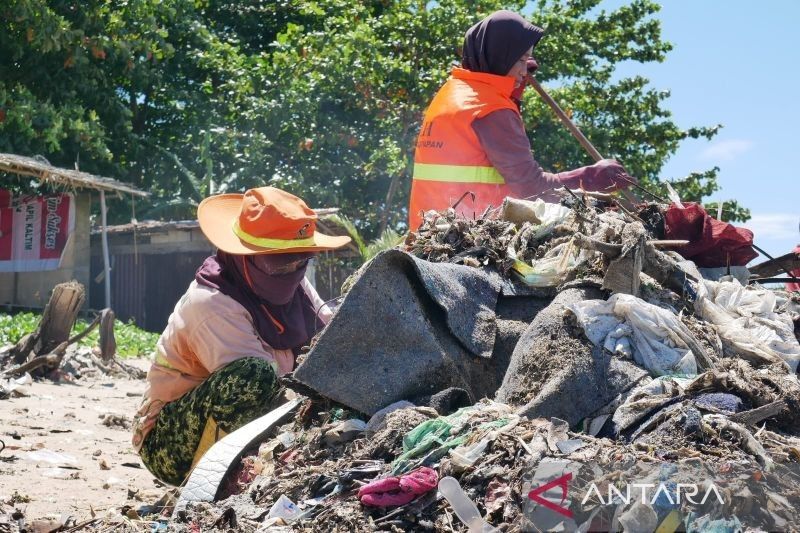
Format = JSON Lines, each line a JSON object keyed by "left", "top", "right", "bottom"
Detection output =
{"left": 408, "top": 10, "right": 635, "bottom": 229}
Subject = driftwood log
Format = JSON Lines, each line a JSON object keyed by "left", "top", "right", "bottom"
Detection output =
{"left": 10, "top": 281, "right": 85, "bottom": 365}
{"left": 3, "top": 281, "right": 117, "bottom": 376}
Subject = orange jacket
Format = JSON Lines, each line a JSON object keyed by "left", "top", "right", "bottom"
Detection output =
{"left": 408, "top": 67, "right": 519, "bottom": 229}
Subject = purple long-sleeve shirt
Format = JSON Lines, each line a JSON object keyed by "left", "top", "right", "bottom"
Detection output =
{"left": 471, "top": 109, "right": 564, "bottom": 201}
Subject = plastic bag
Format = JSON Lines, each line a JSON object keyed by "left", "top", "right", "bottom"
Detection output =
{"left": 512, "top": 240, "right": 584, "bottom": 288}
{"left": 694, "top": 278, "right": 800, "bottom": 371}
{"left": 569, "top": 294, "right": 699, "bottom": 377}
{"left": 501, "top": 197, "right": 571, "bottom": 229}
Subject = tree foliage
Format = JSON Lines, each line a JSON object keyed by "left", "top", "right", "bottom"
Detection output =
{"left": 0, "top": 0, "right": 746, "bottom": 233}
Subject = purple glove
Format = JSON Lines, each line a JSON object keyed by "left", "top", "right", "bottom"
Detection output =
{"left": 556, "top": 159, "right": 637, "bottom": 192}
{"left": 511, "top": 58, "right": 539, "bottom": 102}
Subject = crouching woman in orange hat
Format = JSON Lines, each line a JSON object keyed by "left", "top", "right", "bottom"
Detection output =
{"left": 131, "top": 186, "right": 350, "bottom": 485}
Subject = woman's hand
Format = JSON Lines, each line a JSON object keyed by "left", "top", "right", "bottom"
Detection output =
{"left": 557, "top": 159, "right": 638, "bottom": 192}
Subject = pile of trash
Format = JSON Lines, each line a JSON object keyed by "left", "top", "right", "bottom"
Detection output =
{"left": 173, "top": 196, "right": 800, "bottom": 531}
{"left": 172, "top": 394, "right": 800, "bottom": 532}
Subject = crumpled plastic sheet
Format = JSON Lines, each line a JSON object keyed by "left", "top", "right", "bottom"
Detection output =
{"left": 694, "top": 278, "right": 800, "bottom": 372}
{"left": 512, "top": 240, "right": 586, "bottom": 288}
{"left": 611, "top": 375, "right": 693, "bottom": 435}
{"left": 507, "top": 200, "right": 582, "bottom": 288}
{"left": 391, "top": 400, "right": 512, "bottom": 474}
{"left": 568, "top": 293, "right": 699, "bottom": 377}
{"left": 0, "top": 372, "right": 32, "bottom": 399}
{"left": 507, "top": 198, "right": 572, "bottom": 232}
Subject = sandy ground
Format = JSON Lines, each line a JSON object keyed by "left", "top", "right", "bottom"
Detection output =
{"left": 0, "top": 359, "right": 165, "bottom": 522}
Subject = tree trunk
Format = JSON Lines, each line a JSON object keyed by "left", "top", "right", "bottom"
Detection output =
{"left": 11, "top": 281, "right": 85, "bottom": 364}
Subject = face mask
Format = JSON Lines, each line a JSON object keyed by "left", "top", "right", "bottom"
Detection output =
{"left": 238, "top": 254, "right": 312, "bottom": 305}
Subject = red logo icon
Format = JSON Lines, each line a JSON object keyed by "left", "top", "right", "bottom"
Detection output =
{"left": 528, "top": 472, "right": 574, "bottom": 519}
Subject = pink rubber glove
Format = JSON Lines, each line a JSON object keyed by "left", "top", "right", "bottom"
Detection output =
{"left": 358, "top": 467, "right": 438, "bottom": 507}
{"left": 555, "top": 159, "right": 637, "bottom": 192}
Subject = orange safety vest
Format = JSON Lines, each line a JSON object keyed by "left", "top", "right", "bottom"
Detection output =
{"left": 408, "top": 67, "right": 520, "bottom": 229}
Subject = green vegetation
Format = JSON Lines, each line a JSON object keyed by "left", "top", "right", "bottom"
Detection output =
{"left": 0, "top": 312, "right": 38, "bottom": 347}
{"left": 0, "top": 312, "right": 159, "bottom": 358}
{"left": 327, "top": 214, "right": 404, "bottom": 262}
{"left": 0, "top": 0, "right": 747, "bottom": 235}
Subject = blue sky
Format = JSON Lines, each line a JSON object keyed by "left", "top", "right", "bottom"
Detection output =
{"left": 593, "top": 0, "right": 799, "bottom": 259}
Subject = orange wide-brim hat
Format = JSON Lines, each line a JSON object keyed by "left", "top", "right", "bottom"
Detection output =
{"left": 197, "top": 186, "right": 351, "bottom": 255}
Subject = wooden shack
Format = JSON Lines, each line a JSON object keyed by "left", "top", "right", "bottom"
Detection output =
{"left": 0, "top": 153, "right": 148, "bottom": 309}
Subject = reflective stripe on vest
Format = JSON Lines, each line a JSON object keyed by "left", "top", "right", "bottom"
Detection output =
{"left": 412, "top": 162, "right": 505, "bottom": 184}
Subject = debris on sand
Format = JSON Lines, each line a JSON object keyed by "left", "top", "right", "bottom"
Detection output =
{"left": 123, "top": 196, "right": 800, "bottom": 530}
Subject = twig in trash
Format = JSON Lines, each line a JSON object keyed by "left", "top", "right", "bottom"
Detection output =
{"left": 703, "top": 414, "right": 774, "bottom": 471}
{"left": 451, "top": 191, "right": 475, "bottom": 210}
{"left": 64, "top": 518, "right": 101, "bottom": 532}
{"left": 563, "top": 187, "right": 588, "bottom": 210}
{"left": 516, "top": 436, "right": 535, "bottom": 456}
{"left": 650, "top": 240, "right": 690, "bottom": 248}
{"left": 751, "top": 243, "right": 796, "bottom": 280}
{"left": 572, "top": 233, "right": 623, "bottom": 257}
{"left": 749, "top": 277, "right": 800, "bottom": 285}
{"left": 373, "top": 491, "right": 438, "bottom": 526}
{"left": 373, "top": 506, "right": 409, "bottom": 525}
{"left": 2, "top": 342, "right": 68, "bottom": 377}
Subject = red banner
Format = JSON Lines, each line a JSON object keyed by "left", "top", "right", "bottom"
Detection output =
{"left": 0, "top": 190, "right": 75, "bottom": 272}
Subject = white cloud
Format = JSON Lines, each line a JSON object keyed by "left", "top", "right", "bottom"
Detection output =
{"left": 742, "top": 213, "right": 799, "bottom": 241}
{"left": 699, "top": 139, "right": 754, "bottom": 162}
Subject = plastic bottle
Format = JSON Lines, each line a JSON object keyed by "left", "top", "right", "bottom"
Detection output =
{"left": 438, "top": 476, "right": 498, "bottom": 533}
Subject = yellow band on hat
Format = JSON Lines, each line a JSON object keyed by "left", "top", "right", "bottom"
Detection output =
{"left": 233, "top": 221, "right": 316, "bottom": 249}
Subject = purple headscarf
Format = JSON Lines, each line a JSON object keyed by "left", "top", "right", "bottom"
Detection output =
{"left": 195, "top": 251, "right": 323, "bottom": 352}
{"left": 462, "top": 10, "right": 545, "bottom": 76}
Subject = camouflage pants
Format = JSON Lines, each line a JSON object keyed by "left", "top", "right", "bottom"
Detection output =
{"left": 139, "top": 357, "right": 278, "bottom": 486}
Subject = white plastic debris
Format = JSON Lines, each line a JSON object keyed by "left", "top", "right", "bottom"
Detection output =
{"left": 694, "top": 278, "right": 800, "bottom": 372}
{"left": 41, "top": 467, "right": 79, "bottom": 480}
{"left": 513, "top": 240, "right": 585, "bottom": 287}
{"left": 665, "top": 182, "right": 684, "bottom": 208}
{"left": 366, "top": 400, "right": 415, "bottom": 434}
{"left": 277, "top": 432, "right": 296, "bottom": 448}
{"left": 102, "top": 476, "right": 123, "bottom": 489}
{"left": 501, "top": 199, "right": 582, "bottom": 288}
{"left": 267, "top": 495, "right": 300, "bottom": 522}
{"left": 568, "top": 293, "right": 699, "bottom": 377}
{"left": 438, "top": 476, "right": 498, "bottom": 533}
{"left": 501, "top": 198, "right": 571, "bottom": 229}
{"left": 0, "top": 373, "right": 32, "bottom": 398}
{"left": 322, "top": 419, "right": 367, "bottom": 446}
{"left": 25, "top": 449, "right": 78, "bottom": 465}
